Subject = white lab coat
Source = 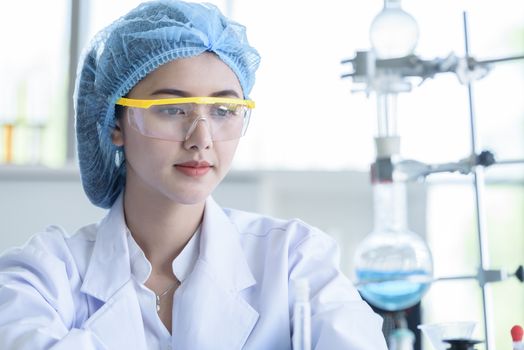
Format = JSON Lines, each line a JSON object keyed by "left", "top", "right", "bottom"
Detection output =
{"left": 0, "top": 195, "right": 387, "bottom": 349}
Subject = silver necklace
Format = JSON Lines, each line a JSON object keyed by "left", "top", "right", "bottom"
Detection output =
{"left": 155, "top": 281, "right": 179, "bottom": 313}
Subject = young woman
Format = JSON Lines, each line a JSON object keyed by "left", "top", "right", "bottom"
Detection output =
{"left": 0, "top": 1, "right": 387, "bottom": 348}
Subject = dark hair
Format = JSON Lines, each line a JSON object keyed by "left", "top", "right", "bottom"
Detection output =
{"left": 115, "top": 104, "right": 125, "bottom": 120}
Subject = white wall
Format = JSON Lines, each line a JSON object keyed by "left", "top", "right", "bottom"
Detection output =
{"left": 0, "top": 166, "right": 427, "bottom": 277}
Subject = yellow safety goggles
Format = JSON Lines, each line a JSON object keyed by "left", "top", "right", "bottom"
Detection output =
{"left": 115, "top": 97, "right": 255, "bottom": 141}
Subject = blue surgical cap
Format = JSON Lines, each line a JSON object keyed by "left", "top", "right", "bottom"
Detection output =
{"left": 74, "top": 0, "right": 261, "bottom": 208}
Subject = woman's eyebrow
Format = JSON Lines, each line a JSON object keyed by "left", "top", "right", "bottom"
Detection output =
{"left": 151, "top": 88, "right": 241, "bottom": 98}
{"left": 151, "top": 88, "right": 189, "bottom": 97}
{"left": 209, "top": 90, "right": 241, "bottom": 98}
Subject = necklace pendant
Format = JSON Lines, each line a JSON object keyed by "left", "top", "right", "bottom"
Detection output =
{"left": 156, "top": 295, "right": 161, "bottom": 312}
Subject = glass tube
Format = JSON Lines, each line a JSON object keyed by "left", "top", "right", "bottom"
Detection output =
{"left": 376, "top": 92, "right": 398, "bottom": 138}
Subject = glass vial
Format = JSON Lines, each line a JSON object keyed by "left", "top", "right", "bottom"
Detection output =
{"left": 292, "top": 278, "right": 311, "bottom": 350}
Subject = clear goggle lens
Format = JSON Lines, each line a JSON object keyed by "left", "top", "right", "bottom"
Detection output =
{"left": 124, "top": 101, "right": 252, "bottom": 141}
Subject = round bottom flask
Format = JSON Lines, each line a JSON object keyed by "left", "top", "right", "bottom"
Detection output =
{"left": 354, "top": 180, "right": 433, "bottom": 311}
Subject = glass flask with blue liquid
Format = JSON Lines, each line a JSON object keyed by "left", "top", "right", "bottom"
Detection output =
{"left": 354, "top": 156, "right": 433, "bottom": 311}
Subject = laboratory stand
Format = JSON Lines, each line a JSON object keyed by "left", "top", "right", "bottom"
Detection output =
{"left": 341, "top": 2, "right": 524, "bottom": 349}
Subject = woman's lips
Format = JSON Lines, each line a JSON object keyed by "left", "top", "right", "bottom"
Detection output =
{"left": 174, "top": 161, "right": 212, "bottom": 177}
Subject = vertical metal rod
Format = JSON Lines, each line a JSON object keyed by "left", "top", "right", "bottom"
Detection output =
{"left": 66, "top": 0, "right": 81, "bottom": 163}
{"left": 463, "top": 11, "right": 495, "bottom": 350}
{"left": 225, "top": 0, "right": 234, "bottom": 17}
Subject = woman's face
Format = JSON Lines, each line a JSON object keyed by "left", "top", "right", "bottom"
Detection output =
{"left": 112, "top": 53, "right": 243, "bottom": 205}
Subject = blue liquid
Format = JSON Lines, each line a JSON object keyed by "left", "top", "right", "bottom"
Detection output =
{"left": 356, "top": 269, "right": 431, "bottom": 311}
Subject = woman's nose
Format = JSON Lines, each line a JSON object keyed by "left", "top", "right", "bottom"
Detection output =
{"left": 183, "top": 117, "right": 213, "bottom": 150}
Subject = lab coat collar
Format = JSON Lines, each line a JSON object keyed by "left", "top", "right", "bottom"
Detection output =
{"left": 81, "top": 194, "right": 259, "bottom": 348}
{"left": 81, "top": 193, "right": 131, "bottom": 302}
{"left": 171, "top": 197, "right": 259, "bottom": 349}
{"left": 78, "top": 194, "right": 148, "bottom": 348}
{"left": 198, "top": 196, "right": 256, "bottom": 292}
{"left": 81, "top": 194, "right": 257, "bottom": 300}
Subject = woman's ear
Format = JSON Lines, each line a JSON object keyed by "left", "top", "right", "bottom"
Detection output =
{"left": 111, "top": 119, "right": 124, "bottom": 146}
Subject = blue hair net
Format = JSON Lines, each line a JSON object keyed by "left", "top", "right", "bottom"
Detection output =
{"left": 74, "top": 0, "right": 260, "bottom": 208}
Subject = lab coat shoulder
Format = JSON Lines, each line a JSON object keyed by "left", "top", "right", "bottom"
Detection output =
{"left": 224, "top": 207, "right": 348, "bottom": 274}
{"left": 223, "top": 208, "right": 388, "bottom": 350}
{"left": 0, "top": 224, "right": 128, "bottom": 349}
{"left": 0, "top": 224, "right": 85, "bottom": 316}
{"left": 223, "top": 206, "right": 318, "bottom": 250}
{"left": 0, "top": 224, "right": 141, "bottom": 350}
{"left": 0, "top": 223, "right": 98, "bottom": 279}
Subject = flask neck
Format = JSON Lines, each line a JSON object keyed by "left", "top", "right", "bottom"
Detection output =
{"left": 384, "top": 0, "right": 402, "bottom": 9}
{"left": 372, "top": 181, "right": 408, "bottom": 232}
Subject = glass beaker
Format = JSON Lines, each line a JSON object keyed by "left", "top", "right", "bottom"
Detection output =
{"left": 418, "top": 322, "right": 476, "bottom": 350}
{"left": 354, "top": 177, "right": 433, "bottom": 311}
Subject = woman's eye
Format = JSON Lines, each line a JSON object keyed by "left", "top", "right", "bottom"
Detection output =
{"left": 157, "top": 106, "right": 186, "bottom": 116}
{"left": 212, "top": 105, "right": 238, "bottom": 118}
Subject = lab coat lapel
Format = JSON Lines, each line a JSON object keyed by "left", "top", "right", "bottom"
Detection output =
{"left": 80, "top": 194, "right": 147, "bottom": 348}
{"left": 172, "top": 197, "right": 259, "bottom": 349}
{"left": 83, "top": 281, "right": 147, "bottom": 349}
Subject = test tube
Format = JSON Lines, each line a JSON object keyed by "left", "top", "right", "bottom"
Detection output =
{"left": 3, "top": 123, "right": 14, "bottom": 163}
{"left": 292, "top": 278, "right": 311, "bottom": 350}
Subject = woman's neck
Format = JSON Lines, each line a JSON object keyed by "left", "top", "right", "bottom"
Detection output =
{"left": 122, "top": 188, "right": 205, "bottom": 272}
